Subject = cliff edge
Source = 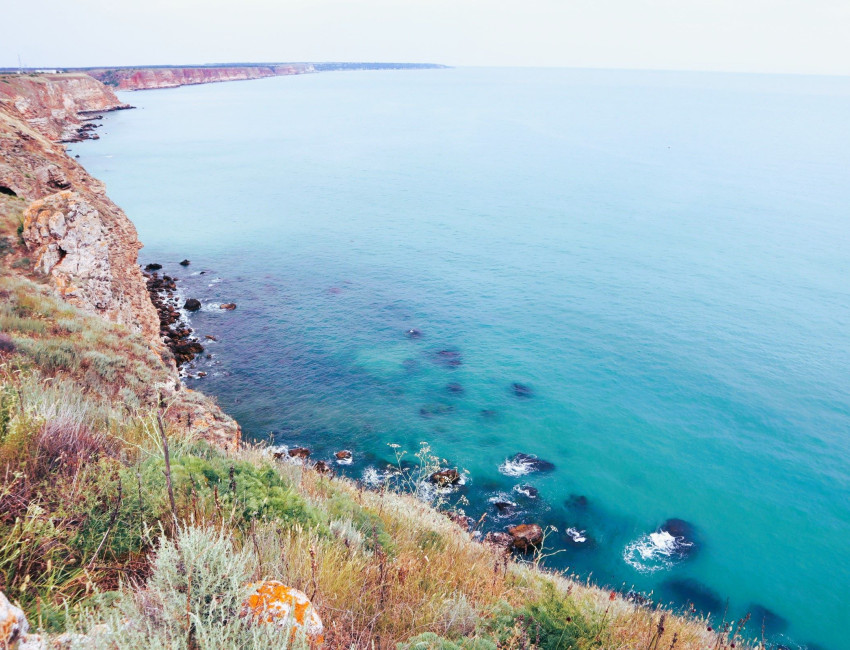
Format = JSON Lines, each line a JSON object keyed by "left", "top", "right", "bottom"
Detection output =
{"left": 0, "top": 73, "right": 239, "bottom": 448}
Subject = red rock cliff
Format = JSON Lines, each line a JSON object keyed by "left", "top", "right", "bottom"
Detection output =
{"left": 87, "top": 64, "right": 315, "bottom": 91}
{"left": 0, "top": 73, "right": 131, "bottom": 142}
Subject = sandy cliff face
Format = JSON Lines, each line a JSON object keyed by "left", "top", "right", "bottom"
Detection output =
{"left": 0, "top": 73, "right": 131, "bottom": 141}
{"left": 0, "top": 74, "right": 240, "bottom": 448}
{"left": 87, "top": 64, "right": 315, "bottom": 90}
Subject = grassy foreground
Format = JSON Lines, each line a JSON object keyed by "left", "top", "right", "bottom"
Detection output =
{"left": 0, "top": 195, "right": 755, "bottom": 648}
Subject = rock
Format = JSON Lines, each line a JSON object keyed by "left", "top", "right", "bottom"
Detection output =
{"left": 220, "top": 303, "right": 237, "bottom": 310}
{"left": 658, "top": 518, "right": 698, "bottom": 557}
{"left": 511, "top": 383, "right": 533, "bottom": 398}
{"left": 405, "top": 328, "right": 423, "bottom": 339}
{"left": 314, "top": 460, "right": 333, "bottom": 476}
{"left": 508, "top": 523, "right": 543, "bottom": 552}
{"left": 446, "top": 511, "right": 474, "bottom": 531}
{"left": 625, "top": 590, "right": 652, "bottom": 607}
{"left": 334, "top": 450, "right": 353, "bottom": 463}
{"left": 446, "top": 382, "right": 464, "bottom": 395}
{"left": 492, "top": 500, "right": 518, "bottom": 516}
{"left": 747, "top": 604, "right": 788, "bottom": 636}
{"left": 499, "top": 453, "right": 556, "bottom": 476}
{"left": 179, "top": 259, "right": 190, "bottom": 266}
{"left": 242, "top": 581, "right": 324, "bottom": 644}
{"left": 484, "top": 532, "right": 513, "bottom": 549}
{"left": 204, "top": 334, "right": 218, "bottom": 341}
{"left": 513, "top": 484, "right": 539, "bottom": 499}
{"left": 664, "top": 578, "right": 723, "bottom": 614}
{"left": 183, "top": 298, "right": 201, "bottom": 311}
{"left": 430, "top": 468, "right": 461, "bottom": 486}
{"left": 288, "top": 447, "right": 310, "bottom": 460}
{"left": 1, "top": 590, "right": 29, "bottom": 648}
{"left": 144, "top": 263, "right": 162, "bottom": 271}
{"left": 566, "top": 494, "right": 589, "bottom": 509}
{"left": 431, "top": 349, "right": 462, "bottom": 368}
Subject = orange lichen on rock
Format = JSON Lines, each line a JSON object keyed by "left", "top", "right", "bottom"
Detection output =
{"left": 242, "top": 581, "right": 324, "bottom": 645}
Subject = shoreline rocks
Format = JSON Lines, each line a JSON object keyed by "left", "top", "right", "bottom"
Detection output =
{"left": 508, "top": 523, "right": 543, "bottom": 552}
{"left": 143, "top": 269, "right": 204, "bottom": 367}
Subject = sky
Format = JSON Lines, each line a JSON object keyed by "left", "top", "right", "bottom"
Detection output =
{"left": 4, "top": 0, "right": 850, "bottom": 76}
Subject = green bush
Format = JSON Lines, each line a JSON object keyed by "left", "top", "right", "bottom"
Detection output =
{"left": 400, "top": 632, "right": 498, "bottom": 650}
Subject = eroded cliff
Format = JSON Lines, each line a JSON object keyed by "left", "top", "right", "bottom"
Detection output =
{"left": 0, "top": 73, "right": 239, "bottom": 448}
{"left": 86, "top": 64, "right": 314, "bottom": 90}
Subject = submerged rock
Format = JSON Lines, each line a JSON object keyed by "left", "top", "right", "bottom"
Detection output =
{"left": 446, "top": 382, "right": 464, "bottom": 395}
{"left": 511, "top": 382, "right": 533, "bottom": 398}
{"left": 665, "top": 578, "right": 723, "bottom": 614}
{"left": 565, "top": 494, "right": 589, "bottom": 509}
{"left": 492, "top": 500, "right": 519, "bottom": 517}
{"left": 431, "top": 349, "right": 462, "bottom": 368}
{"left": 658, "top": 518, "right": 698, "bottom": 557}
{"left": 747, "top": 604, "right": 788, "bottom": 636}
{"left": 183, "top": 298, "right": 201, "bottom": 311}
{"left": 508, "top": 523, "right": 543, "bottom": 552}
{"left": 405, "top": 328, "right": 423, "bottom": 339}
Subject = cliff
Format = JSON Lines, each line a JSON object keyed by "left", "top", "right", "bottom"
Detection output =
{"left": 0, "top": 73, "right": 131, "bottom": 141}
{"left": 0, "top": 73, "right": 239, "bottom": 448}
{"left": 86, "top": 64, "right": 315, "bottom": 90}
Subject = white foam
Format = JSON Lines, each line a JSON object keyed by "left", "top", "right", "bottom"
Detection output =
{"left": 623, "top": 530, "right": 691, "bottom": 573}
{"left": 512, "top": 484, "right": 538, "bottom": 498}
{"left": 335, "top": 456, "right": 353, "bottom": 466}
{"left": 498, "top": 457, "right": 534, "bottom": 477}
{"left": 566, "top": 527, "right": 587, "bottom": 543}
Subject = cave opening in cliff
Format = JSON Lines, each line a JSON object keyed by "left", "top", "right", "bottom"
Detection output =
{"left": 0, "top": 185, "right": 17, "bottom": 197}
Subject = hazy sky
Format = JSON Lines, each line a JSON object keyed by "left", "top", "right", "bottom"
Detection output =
{"left": 5, "top": 0, "right": 850, "bottom": 75}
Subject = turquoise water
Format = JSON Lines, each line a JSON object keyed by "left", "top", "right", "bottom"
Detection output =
{"left": 74, "top": 68, "right": 850, "bottom": 649}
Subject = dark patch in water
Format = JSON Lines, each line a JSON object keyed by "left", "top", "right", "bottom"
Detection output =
{"left": 405, "top": 328, "right": 423, "bottom": 339}
{"left": 658, "top": 518, "right": 699, "bottom": 558}
{"left": 566, "top": 494, "right": 589, "bottom": 509}
{"left": 664, "top": 578, "right": 723, "bottom": 615}
{"left": 747, "top": 604, "right": 788, "bottom": 636}
{"left": 511, "top": 382, "right": 533, "bottom": 398}
{"left": 430, "top": 348, "right": 462, "bottom": 368}
{"left": 479, "top": 409, "right": 498, "bottom": 419}
{"left": 446, "top": 382, "right": 464, "bottom": 395}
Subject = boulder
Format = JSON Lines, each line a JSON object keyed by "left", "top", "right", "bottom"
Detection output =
{"left": 492, "top": 500, "right": 518, "bottom": 516}
{"left": 508, "top": 523, "right": 543, "bottom": 552}
{"left": 288, "top": 447, "right": 310, "bottom": 460}
{"left": 220, "top": 303, "right": 237, "bottom": 310}
{"left": 144, "top": 263, "right": 162, "bottom": 271}
{"left": 183, "top": 298, "right": 201, "bottom": 311}
{"left": 334, "top": 450, "right": 353, "bottom": 463}
{"left": 514, "top": 485, "right": 539, "bottom": 499}
{"left": 179, "top": 259, "right": 190, "bottom": 266}
{"left": 314, "top": 460, "right": 333, "bottom": 476}
{"left": 1, "top": 590, "right": 29, "bottom": 649}
{"left": 405, "top": 328, "right": 423, "bottom": 339}
{"left": 429, "top": 468, "right": 461, "bottom": 486}
{"left": 242, "top": 581, "right": 323, "bottom": 644}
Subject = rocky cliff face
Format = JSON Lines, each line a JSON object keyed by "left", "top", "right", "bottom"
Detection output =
{"left": 0, "top": 74, "right": 240, "bottom": 448}
{"left": 0, "top": 73, "right": 131, "bottom": 141}
{"left": 87, "top": 64, "right": 315, "bottom": 90}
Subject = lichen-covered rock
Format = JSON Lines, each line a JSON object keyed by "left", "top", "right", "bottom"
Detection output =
{"left": 0, "top": 590, "right": 29, "bottom": 649}
{"left": 243, "top": 581, "right": 324, "bottom": 644}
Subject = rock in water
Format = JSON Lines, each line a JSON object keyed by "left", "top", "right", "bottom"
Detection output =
{"left": 220, "top": 303, "right": 237, "bottom": 310}
{"left": 511, "top": 383, "right": 533, "bottom": 398}
{"left": 183, "top": 298, "right": 201, "bottom": 312}
{"left": 242, "top": 581, "right": 324, "bottom": 644}
{"left": 144, "top": 263, "right": 162, "bottom": 271}
{"left": 0, "top": 590, "right": 29, "bottom": 649}
{"left": 430, "top": 468, "right": 461, "bottom": 486}
{"left": 484, "top": 532, "right": 514, "bottom": 549}
{"left": 334, "top": 450, "right": 353, "bottom": 464}
{"left": 179, "top": 259, "right": 190, "bottom": 266}
{"left": 508, "top": 523, "right": 544, "bottom": 552}
{"left": 288, "top": 447, "right": 311, "bottom": 460}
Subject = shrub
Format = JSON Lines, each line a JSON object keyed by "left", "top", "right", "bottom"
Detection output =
{"left": 400, "top": 632, "right": 498, "bottom": 649}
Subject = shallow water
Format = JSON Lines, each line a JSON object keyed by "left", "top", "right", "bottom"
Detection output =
{"left": 74, "top": 68, "right": 850, "bottom": 649}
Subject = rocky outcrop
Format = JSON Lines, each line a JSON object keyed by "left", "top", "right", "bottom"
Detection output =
{"left": 0, "top": 74, "right": 241, "bottom": 450}
{"left": 86, "top": 64, "right": 315, "bottom": 91}
{"left": 0, "top": 73, "right": 131, "bottom": 142}
{"left": 22, "top": 190, "right": 160, "bottom": 340}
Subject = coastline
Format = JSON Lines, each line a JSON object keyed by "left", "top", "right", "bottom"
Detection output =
{"left": 0, "top": 72, "right": 764, "bottom": 649}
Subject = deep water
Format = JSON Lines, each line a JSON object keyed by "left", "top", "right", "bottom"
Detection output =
{"left": 74, "top": 68, "right": 850, "bottom": 650}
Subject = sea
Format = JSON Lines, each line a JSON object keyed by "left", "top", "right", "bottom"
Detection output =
{"left": 73, "top": 67, "right": 850, "bottom": 650}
